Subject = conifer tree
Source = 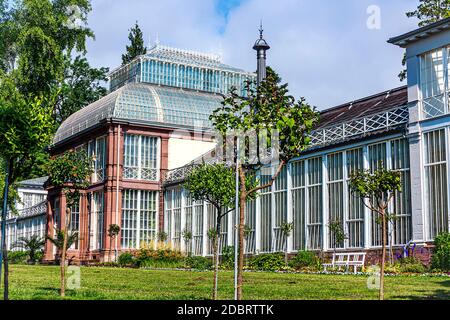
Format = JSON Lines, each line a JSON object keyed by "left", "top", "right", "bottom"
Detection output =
{"left": 122, "top": 21, "right": 147, "bottom": 66}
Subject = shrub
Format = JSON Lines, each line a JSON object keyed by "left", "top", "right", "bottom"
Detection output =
{"left": 184, "top": 256, "right": 212, "bottom": 270}
{"left": 289, "top": 250, "right": 320, "bottom": 270}
{"left": 118, "top": 252, "right": 136, "bottom": 267}
{"left": 431, "top": 232, "right": 450, "bottom": 272}
{"left": 135, "top": 247, "right": 185, "bottom": 269}
{"left": 8, "top": 251, "right": 29, "bottom": 264}
{"left": 220, "top": 246, "right": 235, "bottom": 270}
{"left": 398, "top": 257, "right": 426, "bottom": 274}
{"left": 248, "top": 253, "right": 285, "bottom": 272}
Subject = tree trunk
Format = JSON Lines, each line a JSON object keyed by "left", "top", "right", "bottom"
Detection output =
{"left": 380, "top": 211, "right": 387, "bottom": 301}
{"left": 212, "top": 220, "right": 221, "bottom": 300}
{"left": 60, "top": 207, "right": 71, "bottom": 297}
{"left": 1, "top": 159, "right": 12, "bottom": 300}
{"left": 109, "top": 237, "right": 113, "bottom": 263}
{"left": 237, "top": 166, "right": 247, "bottom": 300}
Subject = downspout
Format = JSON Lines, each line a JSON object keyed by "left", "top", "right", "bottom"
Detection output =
{"left": 115, "top": 124, "right": 121, "bottom": 262}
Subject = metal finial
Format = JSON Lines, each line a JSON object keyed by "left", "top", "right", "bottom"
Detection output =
{"left": 259, "top": 20, "right": 263, "bottom": 39}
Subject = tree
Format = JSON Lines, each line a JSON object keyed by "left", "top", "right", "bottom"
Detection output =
{"left": 406, "top": 0, "right": 450, "bottom": 26}
{"left": 210, "top": 67, "right": 320, "bottom": 300}
{"left": 184, "top": 163, "right": 257, "bottom": 300}
{"left": 280, "top": 222, "right": 293, "bottom": 266}
{"left": 328, "top": 220, "right": 347, "bottom": 253}
{"left": 349, "top": 165, "right": 401, "bottom": 300}
{"left": 12, "top": 235, "right": 45, "bottom": 264}
{"left": 0, "top": 74, "right": 55, "bottom": 300}
{"left": 182, "top": 229, "right": 193, "bottom": 256}
{"left": 122, "top": 21, "right": 147, "bottom": 66}
{"left": 46, "top": 229, "right": 79, "bottom": 254}
{"left": 46, "top": 149, "right": 92, "bottom": 297}
{"left": 1, "top": 0, "right": 108, "bottom": 127}
{"left": 107, "top": 224, "right": 120, "bottom": 263}
{"left": 55, "top": 56, "right": 109, "bottom": 125}
{"left": 400, "top": 0, "right": 450, "bottom": 80}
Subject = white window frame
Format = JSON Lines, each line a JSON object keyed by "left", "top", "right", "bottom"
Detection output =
{"left": 419, "top": 46, "right": 450, "bottom": 120}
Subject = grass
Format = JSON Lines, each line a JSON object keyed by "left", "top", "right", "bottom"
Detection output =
{"left": 4, "top": 265, "right": 450, "bottom": 300}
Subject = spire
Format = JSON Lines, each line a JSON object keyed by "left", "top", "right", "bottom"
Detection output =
{"left": 253, "top": 21, "right": 270, "bottom": 86}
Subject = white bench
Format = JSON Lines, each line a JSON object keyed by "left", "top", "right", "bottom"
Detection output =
{"left": 323, "top": 252, "right": 366, "bottom": 274}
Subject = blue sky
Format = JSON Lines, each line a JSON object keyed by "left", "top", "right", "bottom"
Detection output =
{"left": 86, "top": 0, "right": 420, "bottom": 110}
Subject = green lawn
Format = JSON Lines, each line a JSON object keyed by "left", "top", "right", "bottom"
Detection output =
{"left": 4, "top": 265, "right": 450, "bottom": 300}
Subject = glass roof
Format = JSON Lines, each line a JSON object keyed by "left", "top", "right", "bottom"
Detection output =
{"left": 54, "top": 83, "right": 224, "bottom": 144}
{"left": 144, "top": 44, "right": 248, "bottom": 73}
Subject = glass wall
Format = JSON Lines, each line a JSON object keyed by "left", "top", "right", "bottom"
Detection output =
{"left": 123, "top": 134, "right": 159, "bottom": 181}
{"left": 420, "top": 46, "right": 450, "bottom": 119}
{"left": 346, "top": 148, "right": 365, "bottom": 248}
{"left": 291, "top": 161, "right": 306, "bottom": 251}
{"left": 327, "top": 152, "right": 345, "bottom": 249}
{"left": 91, "top": 191, "right": 104, "bottom": 250}
{"left": 307, "top": 157, "right": 323, "bottom": 250}
{"left": 424, "top": 129, "right": 448, "bottom": 239}
{"left": 121, "top": 190, "right": 158, "bottom": 249}
{"left": 163, "top": 137, "right": 414, "bottom": 255}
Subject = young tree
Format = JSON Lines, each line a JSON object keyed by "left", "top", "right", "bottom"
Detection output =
{"left": 107, "top": 224, "right": 120, "bottom": 262}
{"left": 182, "top": 229, "right": 193, "bottom": 256}
{"left": 328, "top": 220, "right": 347, "bottom": 253}
{"left": 0, "top": 75, "right": 55, "bottom": 300}
{"left": 280, "top": 222, "right": 293, "bottom": 266}
{"left": 46, "top": 149, "right": 92, "bottom": 297}
{"left": 184, "top": 163, "right": 257, "bottom": 300}
{"left": 349, "top": 166, "right": 401, "bottom": 300}
{"left": 210, "top": 68, "right": 319, "bottom": 300}
{"left": 122, "top": 21, "right": 147, "bottom": 65}
{"left": 400, "top": 0, "right": 450, "bottom": 80}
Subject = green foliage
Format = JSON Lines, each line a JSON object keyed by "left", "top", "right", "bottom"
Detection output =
{"left": 122, "top": 21, "right": 146, "bottom": 65}
{"left": 220, "top": 246, "right": 235, "bottom": 269}
{"left": 0, "top": 78, "right": 55, "bottom": 182}
{"left": 184, "top": 256, "right": 212, "bottom": 271}
{"left": 107, "top": 224, "right": 121, "bottom": 238}
{"left": 349, "top": 165, "right": 402, "bottom": 210}
{"left": 46, "top": 229, "right": 78, "bottom": 250}
{"left": 280, "top": 222, "right": 294, "bottom": 237}
{"left": 12, "top": 235, "right": 45, "bottom": 263}
{"left": 118, "top": 252, "right": 135, "bottom": 267}
{"left": 56, "top": 56, "right": 108, "bottom": 125}
{"left": 182, "top": 229, "right": 193, "bottom": 242}
{"left": 289, "top": 251, "right": 321, "bottom": 270}
{"left": 156, "top": 231, "right": 168, "bottom": 242}
{"left": 46, "top": 149, "right": 93, "bottom": 207}
{"left": 397, "top": 257, "right": 427, "bottom": 274}
{"left": 210, "top": 67, "right": 320, "bottom": 163}
{"left": 248, "top": 253, "right": 285, "bottom": 272}
{"left": 406, "top": 0, "right": 450, "bottom": 27}
{"left": 134, "top": 247, "right": 185, "bottom": 269}
{"left": 207, "top": 228, "right": 219, "bottom": 240}
{"left": 328, "top": 220, "right": 347, "bottom": 249}
{"left": 8, "top": 251, "right": 29, "bottom": 264}
{"left": 184, "top": 163, "right": 258, "bottom": 211}
{"left": 431, "top": 232, "right": 450, "bottom": 271}
{"left": 0, "top": 0, "right": 107, "bottom": 128}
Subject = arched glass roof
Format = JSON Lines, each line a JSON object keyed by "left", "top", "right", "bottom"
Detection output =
{"left": 54, "top": 83, "right": 224, "bottom": 144}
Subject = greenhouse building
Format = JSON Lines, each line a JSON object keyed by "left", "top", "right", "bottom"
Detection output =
{"left": 3, "top": 19, "right": 449, "bottom": 264}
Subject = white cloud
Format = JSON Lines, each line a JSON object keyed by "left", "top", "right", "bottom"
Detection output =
{"left": 86, "top": 0, "right": 419, "bottom": 110}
